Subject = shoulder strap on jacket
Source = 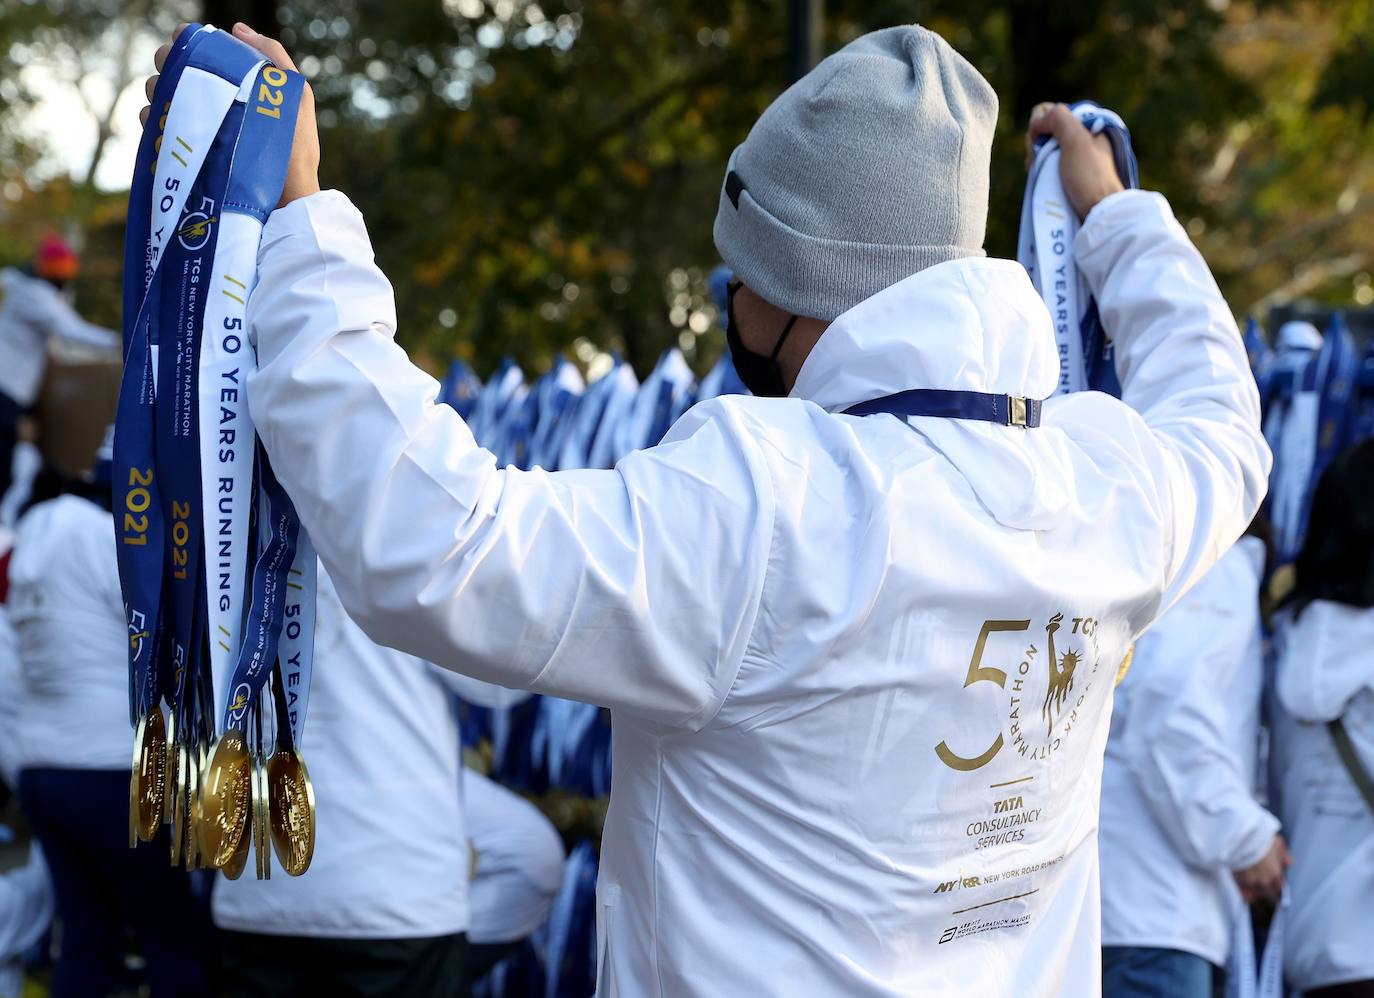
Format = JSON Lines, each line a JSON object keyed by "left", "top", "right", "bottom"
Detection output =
{"left": 1329, "top": 717, "right": 1374, "bottom": 817}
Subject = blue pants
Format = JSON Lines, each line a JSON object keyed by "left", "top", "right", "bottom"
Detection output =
{"left": 1102, "top": 946, "right": 1217, "bottom": 998}
{"left": 20, "top": 767, "right": 210, "bottom": 998}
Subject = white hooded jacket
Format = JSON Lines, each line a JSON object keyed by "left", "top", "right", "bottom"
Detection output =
{"left": 1099, "top": 537, "right": 1276, "bottom": 966}
{"left": 1271, "top": 601, "right": 1374, "bottom": 991}
{"left": 245, "top": 188, "right": 1268, "bottom": 996}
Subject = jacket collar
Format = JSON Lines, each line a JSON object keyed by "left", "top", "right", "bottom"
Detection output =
{"left": 790, "top": 257, "right": 1059, "bottom": 412}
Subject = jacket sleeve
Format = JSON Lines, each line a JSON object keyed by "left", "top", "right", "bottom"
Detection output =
{"left": 1122, "top": 546, "right": 1280, "bottom": 871}
{"left": 246, "top": 191, "right": 774, "bottom": 731}
{"left": 1076, "top": 191, "right": 1271, "bottom": 616}
{"left": 18, "top": 279, "right": 119, "bottom": 350}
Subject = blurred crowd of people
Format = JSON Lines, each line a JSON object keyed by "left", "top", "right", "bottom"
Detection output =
{"left": 0, "top": 240, "right": 567, "bottom": 997}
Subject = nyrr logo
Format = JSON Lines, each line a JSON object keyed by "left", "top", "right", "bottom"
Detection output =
{"left": 177, "top": 210, "right": 217, "bottom": 251}
{"left": 933, "top": 874, "right": 981, "bottom": 894}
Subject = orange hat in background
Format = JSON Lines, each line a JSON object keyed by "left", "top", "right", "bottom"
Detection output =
{"left": 35, "top": 234, "right": 78, "bottom": 282}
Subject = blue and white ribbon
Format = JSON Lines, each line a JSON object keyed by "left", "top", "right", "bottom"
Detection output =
{"left": 118, "top": 24, "right": 315, "bottom": 748}
{"left": 1017, "top": 101, "right": 1139, "bottom": 397}
{"left": 1225, "top": 888, "right": 1289, "bottom": 998}
{"left": 115, "top": 23, "right": 249, "bottom": 724}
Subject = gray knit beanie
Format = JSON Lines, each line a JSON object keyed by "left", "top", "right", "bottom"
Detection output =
{"left": 713, "top": 25, "right": 998, "bottom": 321}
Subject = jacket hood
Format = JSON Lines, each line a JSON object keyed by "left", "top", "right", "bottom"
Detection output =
{"left": 790, "top": 257, "right": 1069, "bottom": 528}
{"left": 791, "top": 256, "right": 1058, "bottom": 410}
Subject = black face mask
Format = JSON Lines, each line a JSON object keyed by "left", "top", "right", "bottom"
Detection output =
{"left": 726, "top": 281, "right": 799, "bottom": 398}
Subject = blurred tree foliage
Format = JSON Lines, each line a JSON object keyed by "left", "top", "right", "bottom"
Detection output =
{"left": 0, "top": 0, "right": 192, "bottom": 329}
{"left": 5, "top": 0, "right": 1374, "bottom": 377}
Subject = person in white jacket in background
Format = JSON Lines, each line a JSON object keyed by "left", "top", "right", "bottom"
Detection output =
{"left": 462, "top": 768, "right": 565, "bottom": 980}
{"left": 214, "top": 563, "right": 548, "bottom": 997}
{"left": 0, "top": 587, "right": 54, "bottom": 998}
{"left": 1099, "top": 528, "right": 1287, "bottom": 996}
{"left": 10, "top": 448, "right": 209, "bottom": 997}
{"left": 1270, "top": 441, "right": 1374, "bottom": 998}
{"left": 0, "top": 236, "right": 118, "bottom": 495}
{"left": 148, "top": 21, "right": 1268, "bottom": 997}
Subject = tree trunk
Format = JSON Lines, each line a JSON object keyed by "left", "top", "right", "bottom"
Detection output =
{"left": 201, "top": 0, "right": 281, "bottom": 32}
{"left": 1006, "top": 1, "right": 1089, "bottom": 126}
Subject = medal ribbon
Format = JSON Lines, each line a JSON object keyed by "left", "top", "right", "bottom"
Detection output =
{"left": 119, "top": 25, "right": 312, "bottom": 745}
{"left": 115, "top": 24, "right": 246, "bottom": 723}
{"left": 155, "top": 95, "right": 246, "bottom": 731}
{"left": 1016, "top": 101, "right": 1139, "bottom": 398}
{"left": 223, "top": 447, "right": 301, "bottom": 733}
{"left": 195, "top": 57, "right": 312, "bottom": 742}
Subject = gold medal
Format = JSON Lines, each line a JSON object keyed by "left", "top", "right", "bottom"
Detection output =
{"left": 220, "top": 807, "right": 250, "bottom": 880}
{"left": 129, "top": 715, "right": 145, "bottom": 848}
{"left": 1114, "top": 643, "right": 1136, "bottom": 687}
{"left": 258, "top": 751, "right": 272, "bottom": 879}
{"left": 164, "top": 709, "right": 178, "bottom": 824}
{"left": 178, "top": 745, "right": 195, "bottom": 869}
{"left": 198, "top": 729, "right": 251, "bottom": 868}
{"left": 186, "top": 744, "right": 206, "bottom": 869}
{"left": 133, "top": 709, "right": 166, "bottom": 842}
{"left": 267, "top": 747, "right": 315, "bottom": 876}
{"left": 170, "top": 738, "right": 186, "bottom": 865}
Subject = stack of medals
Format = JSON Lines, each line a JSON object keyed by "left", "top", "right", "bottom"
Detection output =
{"left": 114, "top": 23, "right": 318, "bottom": 880}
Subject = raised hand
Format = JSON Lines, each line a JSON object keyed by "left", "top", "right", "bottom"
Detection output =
{"left": 1025, "top": 103, "right": 1125, "bottom": 221}
{"left": 139, "top": 22, "right": 320, "bottom": 209}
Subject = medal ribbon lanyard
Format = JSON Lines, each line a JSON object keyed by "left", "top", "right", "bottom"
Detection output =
{"left": 118, "top": 22, "right": 313, "bottom": 744}
{"left": 115, "top": 24, "right": 256, "bottom": 724}
{"left": 1016, "top": 101, "right": 1138, "bottom": 398}
{"left": 222, "top": 449, "right": 301, "bottom": 734}
{"left": 193, "top": 54, "right": 315, "bottom": 746}
{"left": 199, "top": 66, "right": 311, "bottom": 740}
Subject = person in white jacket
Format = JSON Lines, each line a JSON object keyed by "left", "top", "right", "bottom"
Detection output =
{"left": 0, "top": 236, "right": 118, "bottom": 494}
{"left": 1270, "top": 441, "right": 1374, "bottom": 997}
{"left": 11, "top": 471, "right": 209, "bottom": 996}
{"left": 214, "top": 563, "right": 545, "bottom": 997}
{"left": 0, "top": 602, "right": 55, "bottom": 998}
{"left": 1099, "top": 531, "right": 1287, "bottom": 996}
{"left": 463, "top": 768, "right": 565, "bottom": 980}
{"left": 147, "top": 21, "right": 1269, "bottom": 997}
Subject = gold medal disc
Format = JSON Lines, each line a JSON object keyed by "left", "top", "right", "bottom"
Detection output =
{"left": 198, "top": 730, "right": 251, "bottom": 868}
{"left": 252, "top": 752, "right": 269, "bottom": 880}
{"left": 128, "top": 715, "right": 145, "bottom": 848}
{"left": 163, "top": 709, "right": 178, "bottom": 824}
{"left": 267, "top": 748, "right": 316, "bottom": 876}
{"left": 186, "top": 745, "right": 205, "bottom": 869}
{"left": 134, "top": 709, "right": 167, "bottom": 842}
{"left": 220, "top": 810, "right": 250, "bottom": 880}
{"left": 170, "top": 740, "right": 186, "bottom": 865}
